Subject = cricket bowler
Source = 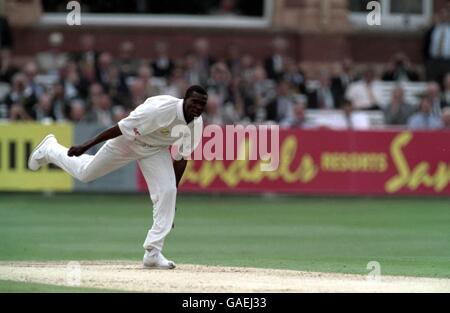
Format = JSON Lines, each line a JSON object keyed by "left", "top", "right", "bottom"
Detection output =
{"left": 28, "top": 85, "right": 208, "bottom": 270}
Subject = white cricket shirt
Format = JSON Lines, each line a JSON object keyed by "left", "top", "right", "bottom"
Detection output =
{"left": 118, "top": 95, "right": 203, "bottom": 150}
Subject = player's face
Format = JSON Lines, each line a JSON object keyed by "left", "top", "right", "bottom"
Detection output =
{"left": 185, "top": 92, "right": 207, "bottom": 120}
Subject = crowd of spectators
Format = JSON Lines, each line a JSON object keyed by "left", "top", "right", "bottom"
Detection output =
{"left": 1, "top": 7, "right": 450, "bottom": 131}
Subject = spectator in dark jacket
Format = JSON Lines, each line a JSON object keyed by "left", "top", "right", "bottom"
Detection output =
{"left": 384, "top": 86, "right": 415, "bottom": 125}
{"left": 382, "top": 53, "right": 420, "bottom": 82}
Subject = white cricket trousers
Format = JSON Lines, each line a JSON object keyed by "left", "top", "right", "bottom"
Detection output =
{"left": 46, "top": 136, "right": 177, "bottom": 253}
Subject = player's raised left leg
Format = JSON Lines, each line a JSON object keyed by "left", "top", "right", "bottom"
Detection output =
{"left": 28, "top": 134, "right": 57, "bottom": 171}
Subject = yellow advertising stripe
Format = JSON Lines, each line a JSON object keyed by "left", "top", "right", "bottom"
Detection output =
{"left": 0, "top": 123, "right": 74, "bottom": 191}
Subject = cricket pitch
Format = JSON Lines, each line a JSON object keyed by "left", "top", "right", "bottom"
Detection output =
{"left": 0, "top": 261, "right": 449, "bottom": 293}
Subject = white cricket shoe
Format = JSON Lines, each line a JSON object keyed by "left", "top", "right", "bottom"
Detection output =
{"left": 143, "top": 250, "right": 176, "bottom": 269}
{"left": 28, "top": 134, "right": 57, "bottom": 171}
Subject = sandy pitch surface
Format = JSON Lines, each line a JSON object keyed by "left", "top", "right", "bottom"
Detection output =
{"left": 0, "top": 261, "right": 449, "bottom": 293}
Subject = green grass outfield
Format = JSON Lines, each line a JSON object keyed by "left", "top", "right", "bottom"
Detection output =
{"left": 0, "top": 193, "right": 449, "bottom": 283}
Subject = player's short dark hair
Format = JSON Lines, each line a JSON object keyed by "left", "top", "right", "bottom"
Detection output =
{"left": 185, "top": 85, "right": 208, "bottom": 99}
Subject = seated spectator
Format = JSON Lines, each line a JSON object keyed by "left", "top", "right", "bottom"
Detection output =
{"left": 33, "top": 93, "right": 56, "bottom": 122}
{"left": 280, "top": 96, "right": 311, "bottom": 128}
{"left": 164, "top": 66, "right": 189, "bottom": 98}
{"left": 4, "top": 72, "right": 36, "bottom": 119}
{"left": 151, "top": 41, "right": 174, "bottom": 79}
{"left": 266, "top": 80, "right": 295, "bottom": 123}
{"left": 425, "top": 6, "right": 450, "bottom": 82}
{"left": 283, "top": 58, "right": 306, "bottom": 94}
{"left": 78, "top": 61, "right": 97, "bottom": 98}
{"left": 51, "top": 82, "right": 71, "bottom": 121}
{"left": 308, "top": 70, "right": 336, "bottom": 109}
{"left": 442, "top": 107, "right": 450, "bottom": 129}
{"left": 442, "top": 72, "right": 450, "bottom": 107}
{"left": 112, "top": 105, "right": 128, "bottom": 124}
{"left": 225, "top": 44, "right": 242, "bottom": 77}
{"left": 408, "top": 96, "right": 443, "bottom": 130}
{"left": 340, "top": 100, "right": 371, "bottom": 130}
{"left": 72, "top": 34, "right": 99, "bottom": 67}
{"left": 69, "top": 99, "right": 87, "bottom": 123}
{"left": 425, "top": 82, "right": 444, "bottom": 116}
{"left": 137, "top": 64, "right": 162, "bottom": 98}
{"left": 382, "top": 53, "right": 420, "bottom": 82}
{"left": 36, "top": 32, "right": 68, "bottom": 76}
{"left": 346, "top": 68, "right": 384, "bottom": 110}
{"left": 241, "top": 65, "right": 276, "bottom": 122}
{"left": 23, "top": 61, "right": 44, "bottom": 99}
{"left": 207, "top": 62, "right": 234, "bottom": 105}
{"left": 204, "top": 94, "right": 224, "bottom": 125}
{"left": 265, "top": 37, "right": 289, "bottom": 81}
{"left": 383, "top": 86, "right": 415, "bottom": 125}
{"left": 116, "top": 41, "right": 139, "bottom": 79}
{"left": 96, "top": 52, "right": 114, "bottom": 87}
{"left": 91, "top": 93, "right": 113, "bottom": 127}
{"left": 128, "top": 78, "right": 147, "bottom": 108}
{"left": 60, "top": 61, "right": 81, "bottom": 99}
{"left": 193, "top": 38, "right": 216, "bottom": 85}
{"left": 183, "top": 51, "right": 202, "bottom": 85}
{"left": 331, "top": 58, "right": 356, "bottom": 107}
{"left": 103, "top": 65, "right": 129, "bottom": 106}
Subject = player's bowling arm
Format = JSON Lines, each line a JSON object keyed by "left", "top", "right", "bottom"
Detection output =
{"left": 173, "top": 158, "right": 188, "bottom": 188}
{"left": 68, "top": 125, "right": 123, "bottom": 157}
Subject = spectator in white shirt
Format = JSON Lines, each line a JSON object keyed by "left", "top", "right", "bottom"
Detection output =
{"left": 345, "top": 68, "right": 383, "bottom": 110}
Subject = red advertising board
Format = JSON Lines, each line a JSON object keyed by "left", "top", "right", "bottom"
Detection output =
{"left": 137, "top": 129, "right": 450, "bottom": 196}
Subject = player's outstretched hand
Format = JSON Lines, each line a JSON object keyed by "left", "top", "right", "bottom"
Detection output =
{"left": 68, "top": 145, "right": 88, "bottom": 157}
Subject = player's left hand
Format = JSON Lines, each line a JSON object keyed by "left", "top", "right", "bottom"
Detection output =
{"left": 68, "top": 145, "right": 88, "bottom": 157}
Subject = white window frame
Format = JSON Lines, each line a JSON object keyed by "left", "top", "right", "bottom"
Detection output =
{"left": 40, "top": 0, "right": 273, "bottom": 29}
{"left": 349, "top": 0, "right": 433, "bottom": 31}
